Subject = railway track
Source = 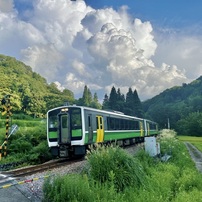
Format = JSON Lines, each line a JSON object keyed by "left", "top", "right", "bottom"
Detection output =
{"left": 1, "top": 143, "right": 141, "bottom": 178}
{"left": 3, "top": 158, "right": 84, "bottom": 177}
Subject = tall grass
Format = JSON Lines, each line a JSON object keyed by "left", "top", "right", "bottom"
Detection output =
{"left": 43, "top": 132, "right": 202, "bottom": 202}
{"left": 85, "top": 144, "right": 146, "bottom": 191}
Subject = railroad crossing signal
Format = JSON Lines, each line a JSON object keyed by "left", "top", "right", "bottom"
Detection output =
{"left": 0, "top": 95, "right": 12, "bottom": 160}
{"left": 1, "top": 96, "right": 12, "bottom": 116}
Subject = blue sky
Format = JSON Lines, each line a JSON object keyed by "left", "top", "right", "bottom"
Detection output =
{"left": 1, "top": 0, "right": 202, "bottom": 100}
{"left": 85, "top": 0, "right": 202, "bottom": 28}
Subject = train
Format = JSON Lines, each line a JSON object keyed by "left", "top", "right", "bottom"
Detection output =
{"left": 47, "top": 105, "right": 159, "bottom": 158}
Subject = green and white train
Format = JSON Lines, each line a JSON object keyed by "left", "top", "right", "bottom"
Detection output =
{"left": 47, "top": 105, "right": 159, "bottom": 158}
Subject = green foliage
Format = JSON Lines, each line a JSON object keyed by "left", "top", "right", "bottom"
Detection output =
{"left": 43, "top": 137, "right": 202, "bottom": 201}
{"left": 104, "top": 86, "right": 143, "bottom": 117}
{"left": 85, "top": 144, "right": 146, "bottom": 191}
{"left": 0, "top": 118, "right": 52, "bottom": 165}
{"left": 77, "top": 85, "right": 101, "bottom": 109}
{"left": 43, "top": 174, "right": 125, "bottom": 202}
{"left": 172, "top": 189, "right": 202, "bottom": 202}
{"left": 0, "top": 54, "right": 75, "bottom": 116}
{"left": 143, "top": 76, "right": 202, "bottom": 132}
{"left": 43, "top": 174, "right": 93, "bottom": 202}
{"left": 176, "top": 112, "right": 202, "bottom": 136}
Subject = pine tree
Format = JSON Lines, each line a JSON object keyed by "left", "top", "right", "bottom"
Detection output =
{"left": 125, "top": 87, "right": 134, "bottom": 115}
{"left": 109, "top": 86, "right": 118, "bottom": 110}
{"left": 90, "top": 92, "right": 101, "bottom": 109}
{"left": 102, "top": 93, "right": 110, "bottom": 109}
{"left": 117, "top": 88, "right": 125, "bottom": 112}
{"left": 81, "top": 85, "right": 92, "bottom": 106}
{"left": 133, "top": 89, "right": 144, "bottom": 118}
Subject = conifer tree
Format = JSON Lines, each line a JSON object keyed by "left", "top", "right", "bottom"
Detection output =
{"left": 102, "top": 93, "right": 110, "bottom": 110}
{"left": 81, "top": 85, "right": 92, "bottom": 106}
{"left": 109, "top": 86, "right": 118, "bottom": 110}
{"left": 117, "top": 88, "right": 125, "bottom": 112}
{"left": 133, "top": 89, "right": 144, "bottom": 118}
{"left": 125, "top": 87, "right": 134, "bottom": 115}
{"left": 90, "top": 92, "right": 102, "bottom": 109}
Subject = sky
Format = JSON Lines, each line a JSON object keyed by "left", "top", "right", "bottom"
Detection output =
{"left": 1, "top": 0, "right": 202, "bottom": 101}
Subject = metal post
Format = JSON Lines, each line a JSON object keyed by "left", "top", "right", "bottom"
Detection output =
{"left": 0, "top": 146, "right": 2, "bottom": 160}
{"left": 1, "top": 95, "right": 12, "bottom": 159}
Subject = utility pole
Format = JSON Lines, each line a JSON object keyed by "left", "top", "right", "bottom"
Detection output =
{"left": 167, "top": 118, "right": 170, "bottom": 129}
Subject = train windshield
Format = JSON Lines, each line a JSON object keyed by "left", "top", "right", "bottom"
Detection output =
{"left": 48, "top": 107, "right": 82, "bottom": 143}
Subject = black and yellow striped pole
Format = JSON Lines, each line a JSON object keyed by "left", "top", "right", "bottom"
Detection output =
{"left": 1, "top": 95, "right": 12, "bottom": 160}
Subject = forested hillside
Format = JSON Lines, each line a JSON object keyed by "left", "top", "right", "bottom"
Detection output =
{"left": 0, "top": 54, "right": 74, "bottom": 117}
{"left": 143, "top": 76, "right": 202, "bottom": 135}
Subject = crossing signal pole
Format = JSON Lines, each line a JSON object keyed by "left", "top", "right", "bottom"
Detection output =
{"left": 0, "top": 95, "right": 12, "bottom": 160}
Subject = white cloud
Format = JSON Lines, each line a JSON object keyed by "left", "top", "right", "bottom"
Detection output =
{"left": 0, "top": 0, "right": 13, "bottom": 12}
{"left": 1, "top": 0, "right": 200, "bottom": 101}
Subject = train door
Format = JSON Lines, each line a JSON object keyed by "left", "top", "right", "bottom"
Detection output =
{"left": 96, "top": 116, "right": 104, "bottom": 143}
{"left": 58, "top": 113, "right": 70, "bottom": 144}
{"left": 140, "top": 121, "right": 144, "bottom": 136}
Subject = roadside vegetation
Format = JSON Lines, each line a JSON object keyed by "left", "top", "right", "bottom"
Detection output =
{"left": 0, "top": 115, "right": 52, "bottom": 167}
{"left": 43, "top": 130, "right": 202, "bottom": 202}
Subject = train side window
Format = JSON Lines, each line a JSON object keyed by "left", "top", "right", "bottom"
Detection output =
{"left": 120, "top": 119, "right": 124, "bottom": 130}
{"left": 88, "top": 115, "right": 91, "bottom": 127}
{"left": 129, "top": 120, "right": 133, "bottom": 130}
{"left": 96, "top": 116, "right": 99, "bottom": 129}
{"left": 107, "top": 117, "right": 110, "bottom": 130}
{"left": 100, "top": 117, "right": 103, "bottom": 129}
{"left": 111, "top": 118, "right": 115, "bottom": 130}
{"left": 134, "top": 121, "right": 139, "bottom": 130}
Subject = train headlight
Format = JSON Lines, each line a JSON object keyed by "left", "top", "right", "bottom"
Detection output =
{"left": 61, "top": 108, "right": 68, "bottom": 112}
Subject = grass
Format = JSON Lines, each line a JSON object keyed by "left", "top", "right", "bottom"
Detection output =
{"left": 43, "top": 131, "right": 202, "bottom": 201}
{"left": 177, "top": 136, "right": 202, "bottom": 152}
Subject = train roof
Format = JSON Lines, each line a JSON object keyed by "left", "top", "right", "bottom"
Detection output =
{"left": 47, "top": 105, "right": 145, "bottom": 121}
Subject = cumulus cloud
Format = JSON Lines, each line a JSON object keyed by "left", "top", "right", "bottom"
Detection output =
{"left": 0, "top": 0, "right": 13, "bottom": 12}
{"left": 0, "top": 0, "right": 197, "bottom": 101}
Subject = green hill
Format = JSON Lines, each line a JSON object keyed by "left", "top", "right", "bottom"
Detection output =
{"left": 143, "top": 76, "right": 202, "bottom": 135}
{"left": 0, "top": 54, "right": 74, "bottom": 117}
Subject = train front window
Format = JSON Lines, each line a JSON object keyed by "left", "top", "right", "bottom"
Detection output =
{"left": 48, "top": 110, "right": 60, "bottom": 131}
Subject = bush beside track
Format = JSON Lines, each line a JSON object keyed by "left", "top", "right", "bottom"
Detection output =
{"left": 42, "top": 130, "right": 202, "bottom": 202}
{"left": 0, "top": 118, "right": 52, "bottom": 167}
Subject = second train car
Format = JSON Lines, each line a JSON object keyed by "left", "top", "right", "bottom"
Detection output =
{"left": 47, "top": 105, "right": 158, "bottom": 158}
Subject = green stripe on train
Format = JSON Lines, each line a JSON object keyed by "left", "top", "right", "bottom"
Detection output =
{"left": 84, "top": 131, "right": 142, "bottom": 144}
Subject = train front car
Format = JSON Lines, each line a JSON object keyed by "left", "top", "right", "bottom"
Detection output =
{"left": 47, "top": 106, "right": 85, "bottom": 158}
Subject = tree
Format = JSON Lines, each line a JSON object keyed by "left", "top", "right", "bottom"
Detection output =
{"left": 117, "top": 88, "right": 125, "bottom": 112}
{"left": 124, "top": 87, "right": 134, "bottom": 115}
{"left": 133, "top": 89, "right": 144, "bottom": 118}
{"left": 81, "top": 85, "right": 92, "bottom": 106}
{"left": 108, "top": 86, "right": 118, "bottom": 110}
{"left": 90, "top": 93, "right": 101, "bottom": 109}
{"left": 176, "top": 112, "right": 202, "bottom": 136}
{"left": 102, "top": 94, "right": 109, "bottom": 110}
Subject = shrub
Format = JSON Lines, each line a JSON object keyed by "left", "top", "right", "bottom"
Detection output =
{"left": 85, "top": 144, "right": 146, "bottom": 191}
{"left": 173, "top": 189, "right": 202, "bottom": 202}
{"left": 43, "top": 174, "right": 94, "bottom": 202}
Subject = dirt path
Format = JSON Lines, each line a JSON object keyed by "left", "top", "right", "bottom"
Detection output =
{"left": 185, "top": 142, "right": 202, "bottom": 172}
